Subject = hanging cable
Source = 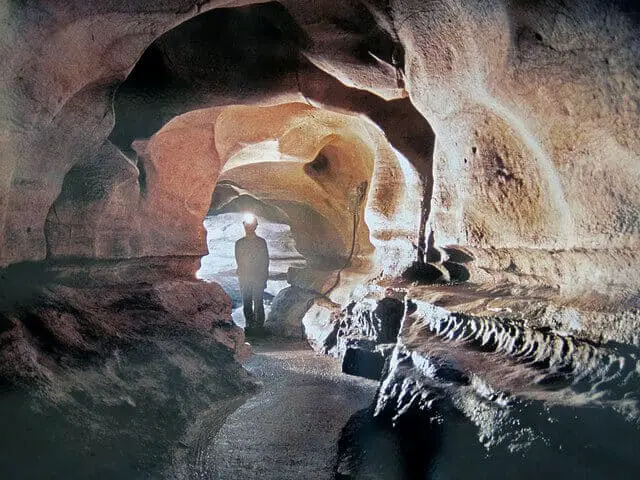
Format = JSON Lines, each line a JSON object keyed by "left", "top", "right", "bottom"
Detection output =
{"left": 322, "top": 181, "right": 368, "bottom": 297}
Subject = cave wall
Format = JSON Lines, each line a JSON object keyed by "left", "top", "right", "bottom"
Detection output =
{"left": 104, "top": 102, "right": 422, "bottom": 277}
{"left": 1, "top": 3, "right": 638, "bottom": 474}
{"left": 391, "top": 0, "right": 640, "bottom": 252}
{"left": 289, "top": 0, "right": 640, "bottom": 288}
{"left": 0, "top": 1, "right": 214, "bottom": 264}
{"left": 1, "top": 0, "right": 639, "bottom": 290}
{"left": 1, "top": 0, "right": 430, "bottom": 268}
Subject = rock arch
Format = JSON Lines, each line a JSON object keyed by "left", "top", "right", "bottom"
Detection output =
{"left": 0, "top": 0, "right": 637, "bottom": 292}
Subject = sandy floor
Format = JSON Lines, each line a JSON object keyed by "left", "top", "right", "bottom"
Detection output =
{"left": 206, "top": 339, "right": 377, "bottom": 479}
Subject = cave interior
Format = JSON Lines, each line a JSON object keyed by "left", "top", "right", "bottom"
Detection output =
{"left": 1, "top": 1, "right": 640, "bottom": 479}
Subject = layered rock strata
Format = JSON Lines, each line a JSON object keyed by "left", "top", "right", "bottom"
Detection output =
{"left": 326, "top": 281, "right": 640, "bottom": 476}
{"left": 0, "top": 258, "right": 254, "bottom": 476}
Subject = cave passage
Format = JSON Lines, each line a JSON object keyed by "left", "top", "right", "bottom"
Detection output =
{"left": 3, "top": 1, "right": 640, "bottom": 479}
{"left": 197, "top": 211, "right": 304, "bottom": 322}
{"left": 103, "top": 3, "right": 640, "bottom": 479}
{"left": 98, "top": 4, "right": 435, "bottom": 476}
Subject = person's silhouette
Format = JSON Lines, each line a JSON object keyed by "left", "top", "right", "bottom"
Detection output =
{"left": 235, "top": 214, "right": 269, "bottom": 336}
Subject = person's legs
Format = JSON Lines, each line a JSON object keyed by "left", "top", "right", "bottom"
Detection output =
{"left": 241, "top": 282, "right": 254, "bottom": 329}
{"left": 252, "top": 284, "right": 265, "bottom": 329}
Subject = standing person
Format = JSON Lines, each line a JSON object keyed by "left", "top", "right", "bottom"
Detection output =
{"left": 235, "top": 213, "right": 269, "bottom": 336}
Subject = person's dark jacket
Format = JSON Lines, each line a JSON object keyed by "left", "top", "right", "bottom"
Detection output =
{"left": 235, "top": 235, "right": 269, "bottom": 287}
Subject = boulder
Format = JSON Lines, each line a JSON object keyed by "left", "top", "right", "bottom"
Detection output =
{"left": 265, "top": 286, "right": 316, "bottom": 338}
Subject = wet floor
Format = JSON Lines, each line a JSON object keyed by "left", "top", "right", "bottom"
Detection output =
{"left": 205, "top": 339, "right": 377, "bottom": 479}
{"left": 190, "top": 214, "right": 376, "bottom": 478}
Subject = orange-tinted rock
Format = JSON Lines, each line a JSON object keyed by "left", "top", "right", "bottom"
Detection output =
{"left": 0, "top": 0, "right": 638, "bottom": 318}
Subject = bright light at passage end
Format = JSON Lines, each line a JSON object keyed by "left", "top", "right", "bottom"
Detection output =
{"left": 243, "top": 212, "right": 256, "bottom": 224}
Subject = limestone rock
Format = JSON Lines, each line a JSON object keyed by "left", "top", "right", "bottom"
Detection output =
{"left": 0, "top": 258, "right": 249, "bottom": 385}
{"left": 0, "top": 1, "right": 639, "bottom": 474}
{"left": 2, "top": 0, "right": 637, "bottom": 296}
{"left": 265, "top": 286, "right": 316, "bottom": 338}
{"left": 302, "top": 302, "right": 342, "bottom": 353}
{"left": 0, "top": 256, "right": 256, "bottom": 476}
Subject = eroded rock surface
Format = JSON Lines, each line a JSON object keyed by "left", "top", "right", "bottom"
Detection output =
{"left": 2, "top": 0, "right": 637, "bottom": 292}
{"left": 329, "top": 283, "right": 640, "bottom": 478}
{"left": 0, "top": 258, "right": 254, "bottom": 477}
{"left": 0, "top": 1, "right": 636, "bottom": 316}
{"left": 265, "top": 286, "right": 316, "bottom": 338}
{"left": 1, "top": 1, "right": 639, "bottom": 477}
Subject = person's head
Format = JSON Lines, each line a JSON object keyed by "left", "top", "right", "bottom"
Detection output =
{"left": 243, "top": 212, "right": 258, "bottom": 235}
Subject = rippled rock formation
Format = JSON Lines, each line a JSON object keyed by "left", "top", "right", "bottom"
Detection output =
{"left": 330, "top": 283, "right": 640, "bottom": 477}
{"left": 378, "top": 298, "right": 640, "bottom": 419}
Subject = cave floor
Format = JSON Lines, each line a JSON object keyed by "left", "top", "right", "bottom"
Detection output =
{"left": 203, "top": 338, "right": 377, "bottom": 479}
